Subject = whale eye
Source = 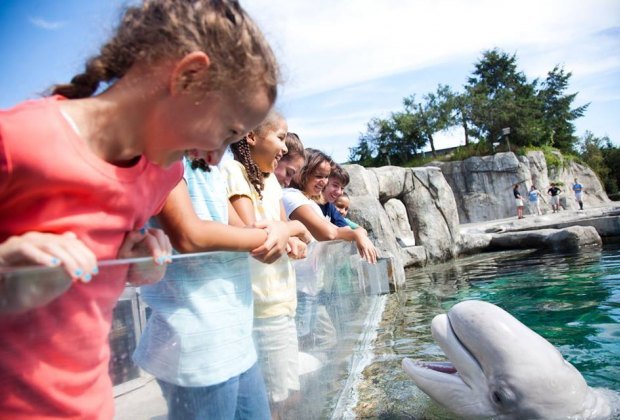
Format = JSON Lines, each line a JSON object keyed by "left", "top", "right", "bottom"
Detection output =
{"left": 490, "top": 387, "right": 516, "bottom": 408}
{"left": 492, "top": 391, "right": 504, "bottom": 405}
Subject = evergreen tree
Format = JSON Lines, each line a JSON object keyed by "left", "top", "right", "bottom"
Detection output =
{"left": 465, "top": 49, "right": 543, "bottom": 148}
{"left": 538, "top": 65, "right": 589, "bottom": 152}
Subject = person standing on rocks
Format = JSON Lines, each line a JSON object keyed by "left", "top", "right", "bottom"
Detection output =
{"left": 528, "top": 185, "right": 543, "bottom": 216}
{"left": 548, "top": 183, "right": 562, "bottom": 213}
{"left": 513, "top": 184, "right": 524, "bottom": 219}
{"left": 572, "top": 178, "right": 584, "bottom": 210}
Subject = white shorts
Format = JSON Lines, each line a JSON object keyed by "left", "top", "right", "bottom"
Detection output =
{"left": 550, "top": 196, "right": 560, "bottom": 205}
{"left": 515, "top": 198, "right": 524, "bottom": 207}
{"left": 253, "top": 315, "right": 300, "bottom": 403}
{"left": 575, "top": 192, "right": 583, "bottom": 201}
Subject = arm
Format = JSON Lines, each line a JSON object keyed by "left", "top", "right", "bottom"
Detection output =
{"left": 290, "top": 204, "right": 377, "bottom": 263}
{"left": 229, "top": 194, "right": 256, "bottom": 226}
{"left": 156, "top": 180, "right": 268, "bottom": 253}
{"left": 229, "top": 193, "right": 310, "bottom": 242}
{"left": 227, "top": 201, "right": 245, "bottom": 228}
{"left": 290, "top": 204, "right": 339, "bottom": 241}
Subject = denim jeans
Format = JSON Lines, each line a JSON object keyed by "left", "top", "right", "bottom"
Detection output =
{"left": 157, "top": 362, "right": 270, "bottom": 420}
{"left": 296, "top": 291, "right": 319, "bottom": 338}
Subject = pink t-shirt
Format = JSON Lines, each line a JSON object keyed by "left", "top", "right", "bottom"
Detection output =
{"left": 0, "top": 96, "right": 183, "bottom": 419}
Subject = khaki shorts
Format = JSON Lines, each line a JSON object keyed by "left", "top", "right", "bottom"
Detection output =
{"left": 253, "top": 315, "right": 300, "bottom": 403}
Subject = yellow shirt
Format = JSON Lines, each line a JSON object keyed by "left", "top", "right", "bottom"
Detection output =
{"left": 221, "top": 160, "right": 296, "bottom": 318}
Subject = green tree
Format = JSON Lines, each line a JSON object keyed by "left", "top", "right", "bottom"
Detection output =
{"left": 449, "top": 89, "right": 473, "bottom": 146}
{"left": 404, "top": 85, "right": 454, "bottom": 157}
{"left": 465, "top": 49, "right": 543, "bottom": 148}
{"left": 601, "top": 139, "right": 620, "bottom": 194}
{"left": 578, "top": 131, "right": 611, "bottom": 189}
{"left": 538, "top": 65, "right": 589, "bottom": 152}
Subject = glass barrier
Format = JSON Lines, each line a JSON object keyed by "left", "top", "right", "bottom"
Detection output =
{"left": 0, "top": 241, "right": 393, "bottom": 419}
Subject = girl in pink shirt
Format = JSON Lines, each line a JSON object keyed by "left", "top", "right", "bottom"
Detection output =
{"left": 0, "top": 1, "right": 279, "bottom": 418}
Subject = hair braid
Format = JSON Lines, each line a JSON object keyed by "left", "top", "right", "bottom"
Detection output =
{"left": 230, "top": 138, "right": 265, "bottom": 199}
{"left": 51, "top": 0, "right": 279, "bottom": 101}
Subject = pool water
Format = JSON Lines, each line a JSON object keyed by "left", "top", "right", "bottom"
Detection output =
{"left": 356, "top": 243, "right": 620, "bottom": 418}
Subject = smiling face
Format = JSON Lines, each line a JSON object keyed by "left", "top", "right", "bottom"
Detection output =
{"left": 247, "top": 116, "right": 288, "bottom": 173}
{"left": 275, "top": 154, "right": 305, "bottom": 187}
{"left": 144, "top": 82, "right": 272, "bottom": 168}
{"left": 334, "top": 195, "right": 350, "bottom": 217}
{"left": 323, "top": 177, "right": 345, "bottom": 203}
{"left": 304, "top": 161, "right": 331, "bottom": 197}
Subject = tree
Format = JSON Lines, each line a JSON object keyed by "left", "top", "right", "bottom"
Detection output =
{"left": 538, "top": 65, "right": 589, "bottom": 152}
{"left": 464, "top": 49, "right": 543, "bottom": 148}
{"left": 578, "top": 131, "right": 610, "bottom": 188}
{"left": 601, "top": 139, "right": 620, "bottom": 194}
{"left": 404, "top": 85, "right": 454, "bottom": 157}
{"left": 348, "top": 117, "right": 388, "bottom": 166}
{"left": 579, "top": 131, "right": 620, "bottom": 195}
{"left": 448, "top": 89, "right": 473, "bottom": 146}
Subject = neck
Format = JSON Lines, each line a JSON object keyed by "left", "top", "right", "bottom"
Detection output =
{"left": 57, "top": 62, "right": 169, "bottom": 167}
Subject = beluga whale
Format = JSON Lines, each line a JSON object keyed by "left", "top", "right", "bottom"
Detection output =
{"left": 402, "top": 300, "right": 619, "bottom": 419}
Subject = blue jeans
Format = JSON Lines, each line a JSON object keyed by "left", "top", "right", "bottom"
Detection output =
{"left": 157, "top": 362, "right": 271, "bottom": 420}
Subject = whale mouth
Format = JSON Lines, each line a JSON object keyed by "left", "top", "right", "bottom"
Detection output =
{"left": 411, "top": 361, "right": 458, "bottom": 375}
{"left": 402, "top": 312, "right": 485, "bottom": 391}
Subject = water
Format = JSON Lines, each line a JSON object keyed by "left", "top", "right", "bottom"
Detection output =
{"left": 355, "top": 243, "right": 620, "bottom": 418}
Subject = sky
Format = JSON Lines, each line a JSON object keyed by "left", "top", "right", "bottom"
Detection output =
{"left": 1, "top": 0, "right": 619, "bottom": 163}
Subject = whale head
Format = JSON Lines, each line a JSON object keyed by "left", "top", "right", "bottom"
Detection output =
{"left": 402, "top": 300, "right": 612, "bottom": 419}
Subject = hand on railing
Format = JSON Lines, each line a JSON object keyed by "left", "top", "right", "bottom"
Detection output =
{"left": 287, "top": 220, "right": 313, "bottom": 244}
{"left": 353, "top": 230, "right": 378, "bottom": 264}
{"left": 286, "top": 237, "right": 307, "bottom": 260}
{"left": 251, "top": 220, "right": 289, "bottom": 264}
{"left": 0, "top": 231, "right": 97, "bottom": 283}
{"left": 119, "top": 228, "right": 172, "bottom": 286}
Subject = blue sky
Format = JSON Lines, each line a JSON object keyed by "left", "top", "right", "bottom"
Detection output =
{"left": 1, "top": 0, "right": 619, "bottom": 163}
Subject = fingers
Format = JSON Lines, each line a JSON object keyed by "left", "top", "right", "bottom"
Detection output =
{"left": 252, "top": 246, "right": 281, "bottom": 264}
{"left": 1, "top": 237, "right": 59, "bottom": 268}
{"left": 41, "top": 233, "right": 98, "bottom": 282}
{"left": 357, "top": 238, "right": 378, "bottom": 264}
{"left": 253, "top": 220, "right": 271, "bottom": 229}
{"left": 118, "top": 228, "right": 173, "bottom": 265}
{"left": 0, "top": 232, "right": 98, "bottom": 282}
{"left": 145, "top": 228, "right": 173, "bottom": 264}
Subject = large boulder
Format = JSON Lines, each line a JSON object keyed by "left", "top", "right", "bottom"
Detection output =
{"left": 401, "top": 167, "right": 460, "bottom": 262}
{"left": 369, "top": 166, "right": 409, "bottom": 201}
{"left": 489, "top": 225, "right": 602, "bottom": 252}
{"left": 435, "top": 151, "right": 610, "bottom": 223}
{"left": 346, "top": 194, "right": 406, "bottom": 287}
{"left": 546, "top": 152, "right": 610, "bottom": 210}
{"left": 383, "top": 198, "right": 415, "bottom": 247}
{"left": 435, "top": 152, "right": 531, "bottom": 223}
{"left": 343, "top": 164, "right": 379, "bottom": 200}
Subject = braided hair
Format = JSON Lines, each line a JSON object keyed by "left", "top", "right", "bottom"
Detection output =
{"left": 229, "top": 138, "right": 265, "bottom": 199}
{"left": 51, "top": 0, "right": 279, "bottom": 102}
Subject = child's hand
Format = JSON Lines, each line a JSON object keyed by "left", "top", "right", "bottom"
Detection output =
{"left": 118, "top": 228, "right": 173, "bottom": 286}
{"left": 288, "top": 220, "right": 313, "bottom": 244}
{"left": 251, "top": 221, "right": 289, "bottom": 264}
{"left": 354, "top": 232, "right": 378, "bottom": 264}
{"left": 287, "top": 237, "right": 307, "bottom": 260}
{"left": 118, "top": 228, "right": 172, "bottom": 263}
{"left": 0, "top": 231, "right": 97, "bottom": 282}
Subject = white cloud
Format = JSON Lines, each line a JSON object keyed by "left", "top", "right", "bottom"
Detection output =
{"left": 242, "top": 0, "right": 620, "bottom": 158}
{"left": 28, "top": 16, "right": 65, "bottom": 30}
{"left": 245, "top": 0, "right": 620, "bottom": 99}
